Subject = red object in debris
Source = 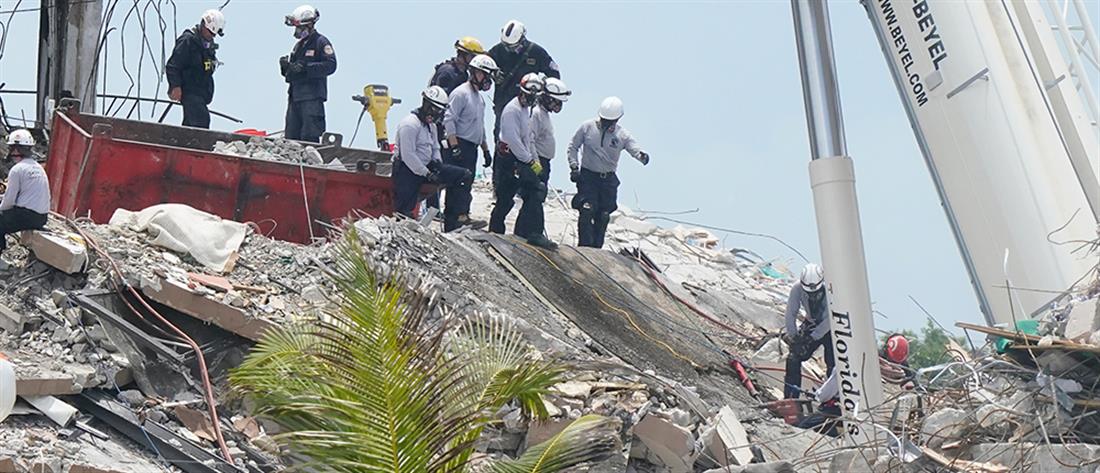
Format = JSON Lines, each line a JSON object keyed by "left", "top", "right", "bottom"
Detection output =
{"left": 233, "top": 128, "right": 267, "bottom": 136}
{"left": 766, "top": 399, "right": 805, "bottom": 426}
{"left": 729, "top": 359, "right": 759, "bottom": 399}
{"left": 47, "top": 103, "right": 431, "bottom": 243}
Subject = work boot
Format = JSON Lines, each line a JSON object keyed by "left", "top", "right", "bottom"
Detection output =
{"left": 526, "top": 233, "right": 558, "bottom": 250}
{"left": 457, "top": 214, "right": 487, "bottom": 231}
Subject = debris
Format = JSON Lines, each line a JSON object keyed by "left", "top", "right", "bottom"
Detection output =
{"left": 173, "top": 406, "right": 217, "bottom": 443}
{"left": 633, "top": 413, "right": 695, "bottom": 472}
{"left": 19, "top": 231, "right": 88, "bottom": 275}
{"left": 21, "top": 395, "right": 77, "bottom": 427}
{"left": 701, "top": 406, "right": 754, "bottom": 466}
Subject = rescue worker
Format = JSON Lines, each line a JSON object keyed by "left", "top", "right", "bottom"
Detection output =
{"left": 0, "top": 130, "right": 49, "bottom": 259}
{"left": 798, "top": 334, "right": 910, "bottom": 437}
{"left": 519, "top": 76, "right": 570, "bottom": 244}
{"left": 783, "top": 263, "right": 836, "bottom": 399}
{"left": 441, "top": 54, "right": 498, "bottom": 232}
{"left": 489, "top": 74, "right": 555, "bottom": 249}
{"left": 566, "top": 97, "right": 650, "bottom": 249}
{"left": 391, "top": 87, "right": 473, "bottom": 220}
{"left": 431, "top": 37, "right": 486, "bottom": 94}
{"left": 488, "top": 20, "right": 560, "bottom": 140}
{"left": 426, "top": 36, "right": 486, "bottom": 213}
{"left": 279, "top": 5, "right": 337, "bottom": 143}
{"left": 165, "top": 9, "right": 225, "bottom": 129}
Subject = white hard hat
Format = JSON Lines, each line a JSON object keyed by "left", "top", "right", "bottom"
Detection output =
{"left": 519, "top": 72, "right": 544, "bottom": 96}
{"left": 800, "top": 263, "right": 824, "bottom": 292}
{"left": 422, "top": 86, "right": 449, "bottom": 111}
{"left": 501, "top": 20, "right": 526, "bottom": 45}
{"left": 598, "top": 96, "right": 624, "bottom": 120}
{"left": 468, "top": 54, "right": 499, "bottom": 74}
{"left": 285, "top": 5, "right": 319, "bottom": 26}
{"left": 5, "top": 129, "right": 34, "bottom": 147}
{"left": 201, "top": 9, "right": 225, "bottom": 36}
{"left": 543, "top": 78, "right": 571, "bottom": 102}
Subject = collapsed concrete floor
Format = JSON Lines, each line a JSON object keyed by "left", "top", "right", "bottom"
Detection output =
{"left": 0, "top": 178, "right": 1096, "bottom": 472}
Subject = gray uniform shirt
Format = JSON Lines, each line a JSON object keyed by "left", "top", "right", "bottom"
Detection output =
{"left": 566, "top": 118, "right": 645, "bottom": 173}
{"left": 499, "top": 97, "right": 534, "bottom": 163}
{"left": 530, "top": 104, "right": 555, "bottom": 160}
{"left": 0, "top": 158, "right": 50, "bottom": 214}
{"left": 442, "top": 83, "right": 486, "bottom": 145}
{"left": 394, "top": 112, "right": 441, "bottom": 177}
{"left": 784, "top": 284, "right": 831, "bottom": 341}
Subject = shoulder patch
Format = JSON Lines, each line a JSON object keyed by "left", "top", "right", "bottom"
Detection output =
{"left": 324, "top": 44, "right": 335, "bottom": 55}
{"left": 526, "top": 58, "right": 536, "bottom": 65}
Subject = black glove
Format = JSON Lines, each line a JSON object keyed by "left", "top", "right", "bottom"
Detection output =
{"left": 425, "top": 170, "right": 440, "bottom": 183}
{"left": 450, "top": 146, "right": 462, "bottom": 160}
{"left": 569, "top": 167, "right": 580, "bottom": 183}
{"left": 279, "top": 56, "right": 290, "bottom": 75}
{"left": 482, "top": 148, "right": 492, "bottom": 168}
{"left": 426, "top": 160, "right": 442, "bottom": 173}
{"left": 639, "top": 152, "right": 650, "bottom": 165}
{"left": 287, "top": 61, "right": 306, "bottom": 75}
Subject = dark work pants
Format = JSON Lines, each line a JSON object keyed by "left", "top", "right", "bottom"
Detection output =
{"left": 181, "top": 95, "right": 211, "bottom": 129}
{"left": 442, "top": 138, "right": 479, "bottom": 231}
{"left": 784, "top": 332, "right": 836, "bottom": 399}
{"left": 285, "top": 99, "right": 326, "bottom": 143}
{"left": 489, "top": 152, "right": 544, "bottom": 236}
{"left": 392, "top": 159, "right": 472, "bottom": 220}
{"left": 426, "top": 125, "right": 447, "bottom": 210}
{"left": 573, "top": 168, "right": 619, "bottom": 248}
{"left": 514, "top": 157, "right": 550, "bottom": 238}
{"left": 0, "top": 207, "right": 47, "bottom": 253}
{"left": 798, "top": 402, "right": 842, "bottom": 437}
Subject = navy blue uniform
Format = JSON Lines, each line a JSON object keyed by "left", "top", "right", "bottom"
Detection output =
{"left": 488, "top": 41, "right": 559, "bottom": 139}
{"left": 165, "top": 27, "right": 218, "bottom": 128}
{"left": 429, "top": 60, "right": 467, "bottom": 95}
{"left": 282, "top": 30, "right": 337, "bottom": 143}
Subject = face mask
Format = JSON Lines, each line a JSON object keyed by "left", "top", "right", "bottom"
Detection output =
{"left": 599, "top": 119, "right": 617, "bottom": 131}
{"left": 294, "top": 27, "right": 310, "bottom": 39}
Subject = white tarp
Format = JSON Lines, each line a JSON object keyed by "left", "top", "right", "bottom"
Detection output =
{"left": 108, "top": 204, "right": 248, "bottom": 273}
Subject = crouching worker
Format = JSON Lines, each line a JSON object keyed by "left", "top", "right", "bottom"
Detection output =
{"left": 783, "top": 263, "right": 835, "bottom": 399}
{"left": 391, "top": 87, "right": 474, "bottom": 222}
{"left": 0, "top": 130, "right": 49, "bottom": 258}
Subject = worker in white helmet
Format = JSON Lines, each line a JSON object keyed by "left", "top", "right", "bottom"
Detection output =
{"left": 783, "top": 263, "right": 836, "bottom": 399}
{"left": 488, "top": 20, "right": 560, "bottom": 140}
{"left": 279, "top": 5, "right": 337, "bottom": 143}
{"left": 165, "top": 9, "right": 225, "bottom": 129}
{"left": 441, "top": 54, "right": 498, "bottom": 232}
{"left": 392, "top": 87, "right": 473, "bottom": 220}
{"left": 0, "top": 130, "right": 50, "bottom": 258}
{"left": 566, "top": 96, "right": 650, "bottom": 248}
{"left": 489, "top": 73, "right": 556, "bottom": 249}
{"left": 519, "top": 76, "right": 570, "bottom": 244}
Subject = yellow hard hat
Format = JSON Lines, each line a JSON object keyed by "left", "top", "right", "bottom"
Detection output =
{"left": 455, "top": 36, "right": 485, "bottom": 55}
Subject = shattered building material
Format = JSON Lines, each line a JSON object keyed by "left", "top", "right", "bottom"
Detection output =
{"left": 19, "top": 231, "right": 88, "bottom": 275}
{"left": 21, "top": 395, "right": 78, "bottom": 427}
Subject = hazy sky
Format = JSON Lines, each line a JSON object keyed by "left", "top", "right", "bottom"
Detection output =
{"left": 0, "top": 0, "right": 1016, "bottom": 333}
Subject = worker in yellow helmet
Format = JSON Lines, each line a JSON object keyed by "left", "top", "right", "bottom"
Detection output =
{"left": 430, "top": 36, "right": 486, "bottom": 94}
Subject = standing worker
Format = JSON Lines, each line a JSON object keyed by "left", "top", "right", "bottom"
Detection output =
{"left": 280, "top": 5, "right": 337, "bottom": 143}
{"left": 519, "top": 76, "right": 570, "bottom": 244}
{"left": 488, "top": 20, "right": 560, "bottom": 140}
{"left": 441, "top": 54, "right": 498, "bottom": 232}
{"left": 489, "top": 74, "right": 555, "bottom": 249}
{"left": 566, "top": 97, "right": 650, "bottom": 249}
{"left": 165, "top": 9, "right": 225, "bottom": 129}
{"left": 391, "top": 87, "right": 474, "bottom": 220}
{"left": 782, "top": 263, "right": 836, "bottom": 399}
{"left": 431, "top": 37, "right": 486, "bottom": 94}
{"left": 0, "top": 131, "right": 49, "bottom": 261}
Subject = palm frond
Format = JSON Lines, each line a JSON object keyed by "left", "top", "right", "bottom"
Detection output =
{"left": 481, "top": 415, "right": 623, "bottom": 473}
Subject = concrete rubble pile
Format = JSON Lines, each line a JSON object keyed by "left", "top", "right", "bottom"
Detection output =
{"left": 213, "top": 136, "right": 340, "bottom": 167}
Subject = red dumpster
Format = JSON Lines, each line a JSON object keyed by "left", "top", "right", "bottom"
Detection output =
{"left": 46, "top": 100, "right": 410, "bottom": 243}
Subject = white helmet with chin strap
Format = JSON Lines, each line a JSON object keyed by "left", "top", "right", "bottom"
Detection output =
{"left": 421, "top": 86, "right": 449, "bottom": 112}
{"left": 501, "top": 20, "right": 526, "bottom": 46}
{"left": 598, "top": 96, "right": 624, "bottom": 120}
{"left": 543, "top": 78, "right": 571, "bottom": 102}
{"left": 5, "top": 129, "right": 34, "bottom": 147}
{"left": 800, "top": 263, "right": 824, "bottom": 292}
{"left": 201, "top": 9, "right": 225, "bottom": 36}
{"left": 285, "top": 5, "right": 319, "bottom": 27}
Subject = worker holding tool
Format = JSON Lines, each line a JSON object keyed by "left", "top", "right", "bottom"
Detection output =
{"left": 0, "top": 130, "right": 49, "bottom": 260}
{"left": 441, "top": 54, "right": 498, "bottom": 232}
{"left": 798, "top": 334, "right": 911, "bottom": 437}
{"left": 280, "top": 5, "right": 337, "bottom": 143}
{"left": 782, "top": 263, "right": 836, "bottom": 399}
{"left": 165, "top": 9, "right": 225, "bottom": 129}
{"left": 489, "top": 74, "right": 556, "bottom": 249}
{"left": 566, "top": 96, "right": 650, "bottom": 249}
{"left": 391, "top": 87, "right": 473, "bottom": 220}
{"left": 431, "top": 37, "right": 486, "bottom": 94}
{"left": 518, "top": 76, "right": 570, "bottom": 244}
{"left": 488, "top": 20, "right": 560, "bottom": 140}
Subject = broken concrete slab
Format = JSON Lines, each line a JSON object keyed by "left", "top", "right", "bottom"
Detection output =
{"left": 969, "top": 443, "right": 1099, "bottom": 473}
{"left": 15, "top": 373, "right": 79, "bottom": 397}
{"left": 633, "top": 413, "right": 695, "bottom": 472}
{"left": 21, "top": 395, "right": 78, "bottom": 427}
{"left": 524, "top": 418, "right": 572, "bottom": 447}
{"left": 1064, "top": 299, "right": 1100, "bottom": 341}
{"left": 920, "top": 407, "right": 968, "bottom": 449}
{"left": 0, "top": 303, "right": 27, "bottom": 335}
{"left": 20, "top": 231, "right": 88, "bottom": 275}
{"left": 140, "top": 275, "right": 273, "bottom": 341}
{"left": 703, "top": 462, "right": 795, "bottom": 473}
{"left": 703, "top": 406, "right": 754, "bottom": 466}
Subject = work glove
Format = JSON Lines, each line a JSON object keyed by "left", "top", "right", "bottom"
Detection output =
{"left": 450, "top": 146, "right": 462, "bottom": 160}
{"left": 529, "top": 159, "right": 543, "bottom": 176}
{"left": 426, "top": 160, "right": 442, "bottom": 173}
{"left": 482, "top": 147, "right": 492, "bottom": 168}
{"left": 638, "top": 151, "right": 650, "bottom": 166}
{"left": 782, "top": 334, "right": 797, "bottom": 346}
{"left": 279, "top": 55, "right": 290, "bottom": 76}
{"left": 569, "top": 167, "right": 580, "bottom": 183}
{"left": 425, "top": 170, "right": 440, "bottom": 183}
{"left": 287, "top": 61, "right": 306, "bottom": 76}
